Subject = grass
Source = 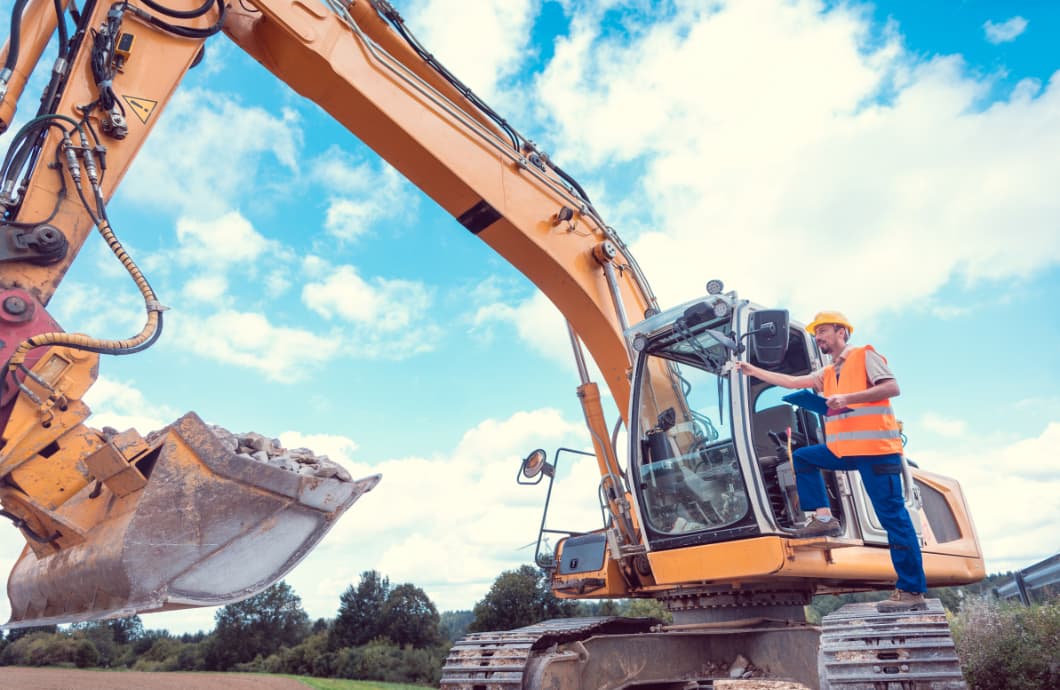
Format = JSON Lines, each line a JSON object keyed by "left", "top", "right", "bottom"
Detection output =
{"left": 283, "top": 676, "right": 431, "bottom": 690}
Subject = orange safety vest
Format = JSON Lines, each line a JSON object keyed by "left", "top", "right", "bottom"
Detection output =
{"left": 822, "top": 345, "right": 903, "bottom": 457}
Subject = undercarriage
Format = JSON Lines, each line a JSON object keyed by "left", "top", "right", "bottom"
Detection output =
{"left": 441, "top": 597, "right": 966, "bottom": 689}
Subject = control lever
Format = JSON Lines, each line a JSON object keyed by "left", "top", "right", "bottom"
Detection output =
{"left": 768, "top": 430, "right": 785, "bottom": 449}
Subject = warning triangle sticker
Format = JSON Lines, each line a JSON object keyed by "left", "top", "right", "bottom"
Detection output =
{"left": 122, "top": 95, "right": 158, "bottom": 124}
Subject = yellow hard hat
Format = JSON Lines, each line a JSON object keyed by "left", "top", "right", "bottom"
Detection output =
{"left": 806, "top": 310, "right": 854, "bottom": 335}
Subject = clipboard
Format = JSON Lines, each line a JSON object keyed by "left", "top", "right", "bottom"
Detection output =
{"left": 782, "top": 390, "right": 831, "bottom": 416}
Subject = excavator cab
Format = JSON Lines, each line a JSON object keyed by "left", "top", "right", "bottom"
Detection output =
{"left": 624, "top": 292, "right": 946, "bottom": 558}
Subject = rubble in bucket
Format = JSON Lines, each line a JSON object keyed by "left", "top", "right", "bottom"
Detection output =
{"left": 135, "top": 423, "right": 355, "bottom": 482}
{"left": 209, "top": 426, "right": 354, "bottom": 481}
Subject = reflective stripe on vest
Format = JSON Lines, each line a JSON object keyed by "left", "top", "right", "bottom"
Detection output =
{"left": 822, "top": 345, "right": 903, "bottom": 457}
{"left": 830, "top": 429, "right": 903, "bottom": 442}
{"left": 830, "top": 405, "right": 895, "bottom": 421}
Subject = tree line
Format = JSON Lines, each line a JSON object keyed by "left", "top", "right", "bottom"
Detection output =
{"left": 0, "top": 564, "right": 634, "bottom": 685}
{"left": 1, "top": 566, "right": 1054, "bottom": 688}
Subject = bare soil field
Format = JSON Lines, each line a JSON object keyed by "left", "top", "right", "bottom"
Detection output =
{"left": 0, "top": 668, "right": 309, "bottom": 690}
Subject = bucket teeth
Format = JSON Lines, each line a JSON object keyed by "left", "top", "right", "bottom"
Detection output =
{"left": 3, "top": 412, "right": 379, "bottom": 629}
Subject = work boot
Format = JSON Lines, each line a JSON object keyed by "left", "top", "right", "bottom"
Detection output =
{"left": 794, "top": 516, "right": 842, "bottom": 538}
{"left": 876, "top": 589, "right": 927, "bottom": 613}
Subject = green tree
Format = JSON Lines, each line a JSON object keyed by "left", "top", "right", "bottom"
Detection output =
{"left": 330, "top": 570, "right": 390, "bottom": 649}
{"left": 5, "top": 624, "right": 57, "bottom": 642}
{"left": 621, "top": 598, "right": 672, "bottom": 622}
{"left": 70, "top": 622, "right": 119, "bottom": 667}
{"left": 469, "top": 564, "right": 577, "bottom": 632}
{"left": 107, "top": 615, "right": 144, "bottom": 644}
{"left": 382, "top": 583, "right": 441, "bottom": 648}
{"left": 440, "top": 610, "right": 474, "bottom": 642}
{"left": 205, "top": 581, "right": 310, "bottom": 670}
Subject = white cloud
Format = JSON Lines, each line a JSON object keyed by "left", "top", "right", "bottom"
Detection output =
{"left": 915, "top": 422, "right": 1060, "bottom": 572}
{"left": 533, "top": 1, "right": 1060, "bottom": 322}
{"left": 175, "top": 309, "right": 341, "bottom": 382}
{"left": 472, "top": 292, "right": 571, "bottom": 368}
{"left": 928, "top": 304, "right": 972, "bottom": 320}
{"left": 983, "top": 17, "right": 1028, "bottom": 45}
{"left": 302, "top": 262, "right": 441, "bottom": 358}
{"left": 300, "top": 407, "right": 597, "bottom": 612}
{"left": 49, "top": 278, "right": 147, "bottom": 337}
{"left": 183, "top": 275, "right": 229, "bottom": 303}
{"left": 920, "top": 412, "right": 968, "bottom": 438}
{"left": 169, "top": 211, "right": 295, "bottom": 312}
{"left": 470, "top": 292, "right": 622, "bottom": 423}
{"left": 409, "top": 0, "right": 537, "bottom": 101}
{"left": 310, "top": 149, "right": 418, "bottom": 242}
{"left": 323, "top": 199, "right": 375, "bottom": 241}
{"left": 264, "top": 272, "right": 292, "bottom": 298}
{"left": 119, "top": 88, "right": 301, "bottom": 217}
{"left": 303, "top": 265, "right": 428, "bottom": 330}
{"left": 174, "top": 212, "right": 279, "bottom": 269}
{"left": 1014, "top": 396, "right": 1060, "bottom": 419}
{"left": 82, "top": 375, "right": 179, "bottom": 434}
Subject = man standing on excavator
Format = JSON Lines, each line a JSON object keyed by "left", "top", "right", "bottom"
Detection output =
{"left": 734, "top": 311, "right": 927, "bottom": 613}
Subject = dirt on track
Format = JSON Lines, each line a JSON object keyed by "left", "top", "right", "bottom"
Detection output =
{"left": 0, "top": 668, "right": 310, "bottom": 690}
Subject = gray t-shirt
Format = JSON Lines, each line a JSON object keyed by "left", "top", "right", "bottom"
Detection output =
{"left": 813, "top": 345, "right": 894, "bottom": 390}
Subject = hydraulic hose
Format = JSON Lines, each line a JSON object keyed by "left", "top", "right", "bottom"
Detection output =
{"left": 0, "top": 0, "right": 32, "bottom": 105}
{"left": 53, "top": 0, "right": 69, "bottom": 48}
{"left": 3, "top": 0, "right": 32, "bottom": 74}
{"left": 126, "top": 0, "right": 226, "bottom": 39}
{"left": 0, "top": 508, "right": 59, "bottom": 543}
{"left": 7, "top": 142, "right": 165, "bottom": 370}
{"left": 138, "top": 0, "right": 215, "bottom": 20}
{"left": 7, "top": 221, "right": 165, "bottom": 368}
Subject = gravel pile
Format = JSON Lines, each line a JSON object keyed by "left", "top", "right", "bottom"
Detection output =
{"left": 209, "top": 426, "right": 353, "bottom": 482}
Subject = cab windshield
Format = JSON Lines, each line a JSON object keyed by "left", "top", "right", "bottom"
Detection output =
{"left": 634, "top": 325, "right": 751, "bottom": 538}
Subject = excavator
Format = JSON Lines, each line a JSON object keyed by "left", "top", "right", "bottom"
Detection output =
{"left": 0, "top": 1, "right": 984, "bottom": 687}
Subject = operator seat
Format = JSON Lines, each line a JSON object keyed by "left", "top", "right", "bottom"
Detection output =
{"left": 752, "top": 404, "right": 796, "bottom": 465}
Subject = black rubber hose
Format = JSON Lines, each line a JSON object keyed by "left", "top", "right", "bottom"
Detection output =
{"left": 0, "top": 508, "right": 60, "bottom": 544}
{"left": 52, "top": 0, "right": 69, "bottom": 50}
{"left": 4, "top": 0, "right": 31, "bottom": 73}
{"left": 130, "top": 0, "right": 226, "bottom": 38}
{"left": 139, "top": 0, "right": 214, "bottom": 19}
{"left": 548, "top": 159, "right": 594, "bottom": 207}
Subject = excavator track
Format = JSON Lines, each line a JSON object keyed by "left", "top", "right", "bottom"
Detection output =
{"left": 441, "top": 616, "right": 821, "bottom": 689}
{"left": 819, "top": 598, "right": 967, "bottom": 689}
{"left": 441, "top": 617, "right": 656, "bottom": 689}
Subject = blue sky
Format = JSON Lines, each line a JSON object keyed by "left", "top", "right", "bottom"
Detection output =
{"left": 0, "top": 0, "right": 1058, "bottom": 634}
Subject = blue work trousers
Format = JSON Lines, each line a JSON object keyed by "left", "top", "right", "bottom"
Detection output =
{"left": 791, "top": 444, "right": 927, "bottom": 594}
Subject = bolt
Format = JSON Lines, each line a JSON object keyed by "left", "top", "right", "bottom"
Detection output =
{"left": 3, "top": 296, "right": 28, "bottom": 316}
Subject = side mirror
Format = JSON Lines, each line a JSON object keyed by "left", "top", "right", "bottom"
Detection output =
{"left": 518, "top": 448, "right": 554, "bottom": 485}
{"left": 749, "top": 309, "right": 790, "bottom": 367}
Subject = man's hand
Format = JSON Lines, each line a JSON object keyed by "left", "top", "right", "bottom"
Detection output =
{"left": 826, "top": 394, "right": 851, "bottom": 409}
{"left": 733, "top": 361, "right": 756, "bottom": 376}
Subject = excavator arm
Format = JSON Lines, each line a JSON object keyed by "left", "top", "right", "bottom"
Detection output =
{"left": 0, "top": 0, "right": 660, "bottom": 628}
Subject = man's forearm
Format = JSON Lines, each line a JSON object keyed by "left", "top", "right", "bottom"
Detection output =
{"left": 740, "top": 363, "right": 808, "bottom": 389}
{"left": 845, "top": 379, "right": 901, "bottom": 404}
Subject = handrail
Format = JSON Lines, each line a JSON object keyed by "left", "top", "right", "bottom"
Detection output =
{"left": 994, "top": 551, "right": 1060, "bottom": 604}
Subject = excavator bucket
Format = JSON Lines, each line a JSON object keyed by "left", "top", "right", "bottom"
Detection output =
{"left": 3, "top": 412, "right": 379, "bottom": 629}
